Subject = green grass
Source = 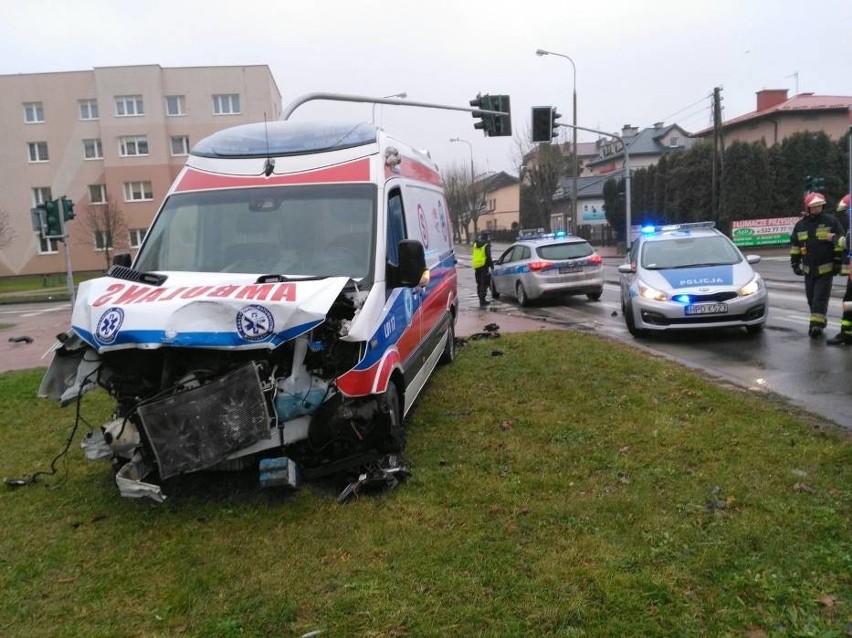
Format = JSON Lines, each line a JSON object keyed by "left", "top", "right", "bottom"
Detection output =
{"left": 0, "top": 331, "right": 849, "bottom": 637}
{"left": 0, "top": 272, "right": 103, "bottom": 297}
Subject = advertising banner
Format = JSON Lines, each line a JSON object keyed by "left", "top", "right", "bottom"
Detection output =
{"left": 731, "top": 217, "right": 800, "bottom": 247}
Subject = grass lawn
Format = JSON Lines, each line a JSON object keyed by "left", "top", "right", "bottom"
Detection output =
{"left": 0, "top": 331, "right": 849, "bottom": 637}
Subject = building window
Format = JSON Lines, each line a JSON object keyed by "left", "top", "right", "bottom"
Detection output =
{"left": 212, "top": 93, "right": 241, "bottom": 115}
{"left": 128, "top": 228, "right": 146, "bottom": 248}
{"left": 119, "top": 135, "right": 149, "bottom": 157}
{"left": 28, "top": 142, "right": 49, "bottom": 162}
{"left": 89, "top": 184, "right": 107, "bottom": 204}
{"left": 83, "top": 138, "right": 103, "bottom": 160}
{"left": 94, "top": 230, "right": 113, "bottom": 251}
{"left": 165, "top": 95, "right": 185, "bottom": 116}
{"left": 668, "top": 136, "right": 680, "bottom": 148}
{"left": 37, "top": 233, "right": 59, "bottom": 254}
{"left": 24, "top": 102, "right": 44, "bottom": 123}
{"left": 32, "top": 187, "right": 52, "bottom": 205}
{"left": 124, "top": 181, "right": 153, "bottom": 202}
{"left": 170, "top": 135, "right": 190, "bottom": 156}
{"left": 79, "top": 99, "right": 99, "bottom": 120}
{"left": 115, "top": 95, "right": 144, "bottom": 117}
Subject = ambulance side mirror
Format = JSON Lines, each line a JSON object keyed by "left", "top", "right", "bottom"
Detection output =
{"left": 394, "top": 239, "right": 428, "bottom": 288}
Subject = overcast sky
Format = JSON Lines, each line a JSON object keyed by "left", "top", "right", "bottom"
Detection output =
{"left": 2, "top": 0, "right": 850, "bottom": 177}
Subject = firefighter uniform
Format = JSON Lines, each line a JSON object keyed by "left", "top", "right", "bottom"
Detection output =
{"left": 827, "top": 193, "right": 851, "bottom": 346}
{"left": 789, "top": 193, "right": 843, "bottom": 337}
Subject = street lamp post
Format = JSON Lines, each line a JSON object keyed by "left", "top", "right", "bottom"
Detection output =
{"left": 372, "top": 92, "right": 407, "bottom": 124}
{"left": 450, "top": 137, "right": 476, "bottom": 241}
{"left": 536, "top": 49, "right": 578, "bottom": 236}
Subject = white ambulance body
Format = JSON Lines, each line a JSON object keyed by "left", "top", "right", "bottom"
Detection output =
{"left": 40, "top": 119, "right": 458, "bottom": 501}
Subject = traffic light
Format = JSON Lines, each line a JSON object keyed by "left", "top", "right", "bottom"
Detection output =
{"left": 470, "top": 93, "right": 490, "bottom": 136}
{"left": 551, "top": 108, "right": 562, "bottom": 139}
{"left": 489, "top": 94, "right": 512, "bottom": 137}
{"left": 43, "top": 199, "right": 62, "bottom": 237}
{"left": 532, "top": 106, "right": 556, "bottom": 143}
{"left": 61, "top": 196, "right": 75, "bottom": 221}
{"left": 804, "top": 175, "right": 825, "bottom": 193}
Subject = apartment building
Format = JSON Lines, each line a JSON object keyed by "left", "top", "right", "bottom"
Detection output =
{"left": 0, "top": 64, "right": 282, "bottom": 276}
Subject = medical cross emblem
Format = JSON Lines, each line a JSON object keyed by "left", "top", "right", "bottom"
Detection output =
{"left": 236, "top": 305, "right": 274, "bottom": 342}
{"left": 95, "top": 307, "right": 124, "bottom": 344}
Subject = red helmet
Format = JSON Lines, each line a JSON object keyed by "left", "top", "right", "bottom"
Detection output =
{"left": 804, "top": 192, "right": 826, "bottom": 210}
{"left": 838, "top": 194, "right": 851, "bottom": 212}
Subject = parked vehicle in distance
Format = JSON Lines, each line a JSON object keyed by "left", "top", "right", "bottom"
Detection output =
{"left": 490, "top": 232, "right": 604, "bottom": 306}
{"left": 618, "top": 222, "right": 768, "bottom": 337}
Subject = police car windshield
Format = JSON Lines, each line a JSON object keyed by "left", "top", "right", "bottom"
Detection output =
{"left": 641, "top": 235, "right": 741, "bottom": 270}
{"left": 135, "top": 183, "right": 377, "bottom": 281}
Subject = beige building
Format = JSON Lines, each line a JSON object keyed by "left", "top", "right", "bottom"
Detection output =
{"left": 469, "top": 171, "right": 520, "bottom": 236}
{"left": 0, "top": 64, "right": 281, "bottom": 276}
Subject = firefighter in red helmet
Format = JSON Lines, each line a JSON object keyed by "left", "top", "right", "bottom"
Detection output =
{"left": 827, "top": 194, "right": 851, "bottom": 346}
{"left": 789, "top": 192, "right": 843, "bottom": 338}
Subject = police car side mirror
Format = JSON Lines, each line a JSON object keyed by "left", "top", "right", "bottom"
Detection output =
{"left": 746, "top": 254, "right": 761, "bottom": 265}
{"left": 395, "top": 239, "right": 427, "bottom": 288}
{"left": 617, "top": 263, "right": 635, "bottom": 274}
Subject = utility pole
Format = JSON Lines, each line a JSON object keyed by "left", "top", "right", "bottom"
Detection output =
{"left": 711, "top": 87, "right": 721, "bottom": 221}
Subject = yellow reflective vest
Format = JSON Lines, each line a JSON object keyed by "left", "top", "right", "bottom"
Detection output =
{"left": 472, "top": 243, "right": 488, "bottom": 269}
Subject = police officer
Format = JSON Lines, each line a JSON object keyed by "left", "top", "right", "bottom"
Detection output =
{"left": 827, "top": 193, "right": 851, "bottom": 346}
{"left": 790, "top": 192, "right": 844, "bottom": 338}
{"left": 471, "top": 231, "right": 494, "bottom": 307}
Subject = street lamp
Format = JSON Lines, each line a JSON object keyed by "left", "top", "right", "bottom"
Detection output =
{"left": 536, "top": 48, "right": 578, "bottom": 236}
{"left": 449, "top": 137, "right": 475, "bottom": 183}
{"left": 372, "top": 92, "right": 407, "bottom": 124}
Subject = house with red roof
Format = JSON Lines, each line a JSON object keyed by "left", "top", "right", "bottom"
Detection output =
{"left": 692, "top": 89, "right": 852, "bottom": 147}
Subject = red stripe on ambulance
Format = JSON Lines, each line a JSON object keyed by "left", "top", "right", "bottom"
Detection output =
{"left": 175, "top": 158, "right": 371, "bottom": 192}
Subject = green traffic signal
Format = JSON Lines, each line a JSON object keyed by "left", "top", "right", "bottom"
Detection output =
{"left": 43, "top": 199, "right": 62, "bottom": 237}
{"left": 489, "top": 95, "right": 512, "bottom": 137}
{"left": 61, "top": 196, "right": 75, "bottom": 221}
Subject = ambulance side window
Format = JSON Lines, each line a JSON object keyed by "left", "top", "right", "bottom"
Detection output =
{"left": 387, "top": 189, "right": 405, "bottom": 268}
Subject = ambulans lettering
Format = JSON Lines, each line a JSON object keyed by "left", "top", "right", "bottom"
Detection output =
{"left": 91, "top": 282, "right": 298, "bottom": 307}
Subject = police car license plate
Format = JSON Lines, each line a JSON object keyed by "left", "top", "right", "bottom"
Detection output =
{"left": 558, "top": 265, "right": 582, "bottom": 274}
{"left": 685, "top": 303, "right": 728, "bottom": 315}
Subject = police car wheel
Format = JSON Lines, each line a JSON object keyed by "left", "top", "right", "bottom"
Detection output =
{"left": 624, "top": 301, "right": 646, "bottom": 337}
{"left": 516, "top": 282, "right": 530, "bottom": 307}
{"left": 490, "top": 280, "right": 500, "bottom": 300}
{"left": 586, "top": 290, "right": 602, "bottom": 302}
{"left": 746, "top": 323, "right": 764, "bottom": 335}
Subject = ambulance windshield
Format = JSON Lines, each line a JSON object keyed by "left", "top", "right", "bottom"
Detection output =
{"left": 135, "top": 183, "right": 377, "bottom": 281}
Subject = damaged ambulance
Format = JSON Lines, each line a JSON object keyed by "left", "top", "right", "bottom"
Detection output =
{"left": 39, "top": 110, "right": 458, "bottom": 502}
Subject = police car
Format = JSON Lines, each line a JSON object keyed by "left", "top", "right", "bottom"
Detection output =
{"left": 490, "top": 232, "right": 604, "bottom": 306}
{"left": 618, "top": 222, "right": 767, "bottom": 337}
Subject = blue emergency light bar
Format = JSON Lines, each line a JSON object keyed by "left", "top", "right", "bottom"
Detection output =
{"left": 640, "top": 221, "right": 716, "bottom": 235}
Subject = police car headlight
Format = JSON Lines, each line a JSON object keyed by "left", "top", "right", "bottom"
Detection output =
{"left": 739, "top": 277, "right": 761, "bottom": 297}
{"left": 638, "top": 282, "right": 667, "bottom": 302}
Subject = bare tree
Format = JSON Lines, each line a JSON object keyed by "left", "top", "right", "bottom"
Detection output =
{"left": 443, "top": 164, "right": 487, "bottom": 243}
{"left": 514, "top": 129, "right": 569, "bottom": 231}
{"left": 83, "top": 198, "right": 127, "bottom": 270}
{"left": 0, "top": 210, "right": 15, "bottom": 249}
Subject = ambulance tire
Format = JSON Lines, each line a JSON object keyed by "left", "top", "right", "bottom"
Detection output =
{"left": 380, "top": 381, "right": 405, "bottom": 454}
{"left": 439, "top": 318, "right": 456, "bottom": 365}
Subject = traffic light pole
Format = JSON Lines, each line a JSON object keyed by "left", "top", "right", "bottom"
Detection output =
{"left": 557, "top": 122, "right": 633, "bottom": 249}
{"left": 60, "top": 213, "right": 75, "bottom": 306}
